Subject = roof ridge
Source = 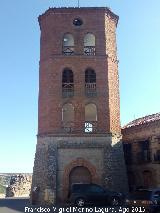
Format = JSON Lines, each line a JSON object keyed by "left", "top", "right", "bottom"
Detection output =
{"left": 122, "top": 112, "right": 160, "bottom": 129}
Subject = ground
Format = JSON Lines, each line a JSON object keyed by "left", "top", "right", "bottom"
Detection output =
{"left": 0, "top": 198, "right": 130, "bottom": 213}
{"left": 0, "top": 198, "right": 29, "bottom": 213}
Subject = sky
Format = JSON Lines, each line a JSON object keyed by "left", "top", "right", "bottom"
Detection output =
{"left": 0, "top": 0, "right": 160, "bottom": 173}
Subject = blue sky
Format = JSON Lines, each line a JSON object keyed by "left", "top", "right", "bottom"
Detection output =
{"left": 0, "top": 0, "right": 159, "bottom": 172}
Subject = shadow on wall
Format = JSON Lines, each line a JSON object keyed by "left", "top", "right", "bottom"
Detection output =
{"left": 105, "top": 140, "right": 129, "bottom": 194}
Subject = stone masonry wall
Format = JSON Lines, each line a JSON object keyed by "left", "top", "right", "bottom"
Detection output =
{"left": 107, "top": 136, "right": 128, "bottom": 193}
{"left": 32, "top": 135, "right": 128, "bottom": 204}
{"left": 31, "top": 143, "right": 56, "bottom": 204}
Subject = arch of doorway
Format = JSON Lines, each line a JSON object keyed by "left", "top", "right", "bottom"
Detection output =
{"left": 62, "top": 158, "right": 100, "bottom": 201}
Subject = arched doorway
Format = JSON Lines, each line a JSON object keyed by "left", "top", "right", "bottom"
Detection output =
{"left": 143, "top": 170, "right": 152, "bottom": 188}
{"left": 62, "top": 158, "right": 99, "bottom": 201}
{"left": 69, "top": 166, "right": 91, "bottom": 190}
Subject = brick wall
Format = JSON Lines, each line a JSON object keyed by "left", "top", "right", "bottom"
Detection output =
{"left": 38, "top": 7, "right": 120, "bottom": 135}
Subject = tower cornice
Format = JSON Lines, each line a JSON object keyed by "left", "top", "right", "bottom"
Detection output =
{"left": 38, "top": 7, "right": 119, "bottom": 28}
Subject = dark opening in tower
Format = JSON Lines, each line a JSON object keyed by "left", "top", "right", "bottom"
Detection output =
{"left": 62, "top": 68, "right": 74, "bottom": 98}
{"left": 85, "top": 69, "right": 96, "bottom": 97}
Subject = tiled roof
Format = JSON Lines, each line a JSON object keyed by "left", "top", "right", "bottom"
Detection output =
{"left": 122, "top": 112, "right": 160, "bottom": 129}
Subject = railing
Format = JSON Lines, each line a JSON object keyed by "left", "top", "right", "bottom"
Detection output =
{"left": 85, "top": 83, "right": 96, "bottom": 89}
{"left": 62, "top": 121, "right": 74, "bottom": 133}
{"left": 62, "top": 46, "right": 96, "bottom": 56}
{"left": 62, "top": 83, "right": 74, "bottom": 98}
{"left": 84, "top": 46, "right": 96, "bottom": 56}
{"left": 61, "top": 121, "right": 98, "bottom": 133}
{"left": 63, "top": 46, "right": 74, "bottom": 55}
{"left": 85, "top": 83, "right": 96, "bottom": 97}
{"left": 85, "top": 121, "right": 97, "bottom": 133}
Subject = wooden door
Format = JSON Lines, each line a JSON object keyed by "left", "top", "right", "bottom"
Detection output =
{"left": 69, "top": 166, "right": 91, "bottom": 189}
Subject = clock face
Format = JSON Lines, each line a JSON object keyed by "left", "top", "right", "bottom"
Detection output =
{"left": 73, "top": 18, "right": 83, "bottom": 26}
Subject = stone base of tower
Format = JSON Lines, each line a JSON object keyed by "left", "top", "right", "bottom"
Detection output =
{"left": 31, "top": 134, "right": 128, "bottom": 205}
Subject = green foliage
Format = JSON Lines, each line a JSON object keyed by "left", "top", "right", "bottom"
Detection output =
{"left": 0, "top": 184, "right": 6, "bottom": 194}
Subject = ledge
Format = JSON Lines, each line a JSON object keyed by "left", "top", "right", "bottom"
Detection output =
{"left": 38, "top": 7, "right": 119, "bottom": 26}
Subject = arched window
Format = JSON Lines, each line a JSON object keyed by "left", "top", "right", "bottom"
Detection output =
{"left": 84, "top": 33, "right": 95, "bottom": 46}
{"left": 62, "top": 69, "right": 74, "bottom": 97}
{"left": 84, "top": 33, "right": 96, "bottom": 55}
{"left": 85, "top": 103, "right": 97, "bottom": 133}
{"left": 62, "top": 103, "right": 74, "bottom": 132}
{"left": 85, "top": 69, "right": 96, "bottom": 83}
{"left": 63, "top": 33, "right": 74, "bottom": 55}
{"left": 85, "top": 69, "right": 96, "bottom": 96}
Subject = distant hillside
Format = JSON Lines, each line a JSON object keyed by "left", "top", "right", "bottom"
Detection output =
{"left": 0, "top": 173, "right": 32, "bottom": 187}
{"left": 0, "top": 175, "right": 11, "bottom": 186}
{"left": 0, "top": 184, "right": 6, "bottom": 194}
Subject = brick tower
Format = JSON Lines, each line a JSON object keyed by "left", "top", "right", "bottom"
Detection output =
{"left": 31, "top": 7, "right": 128, "bottom": 204}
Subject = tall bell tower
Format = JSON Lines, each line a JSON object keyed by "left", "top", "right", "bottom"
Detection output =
{"left": 31, "top": 7, "right": 128, "bottom": 204}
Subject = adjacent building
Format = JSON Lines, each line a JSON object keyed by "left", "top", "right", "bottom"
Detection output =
{"left": 122, "top": 113, "right": 160, "bottom": 191}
